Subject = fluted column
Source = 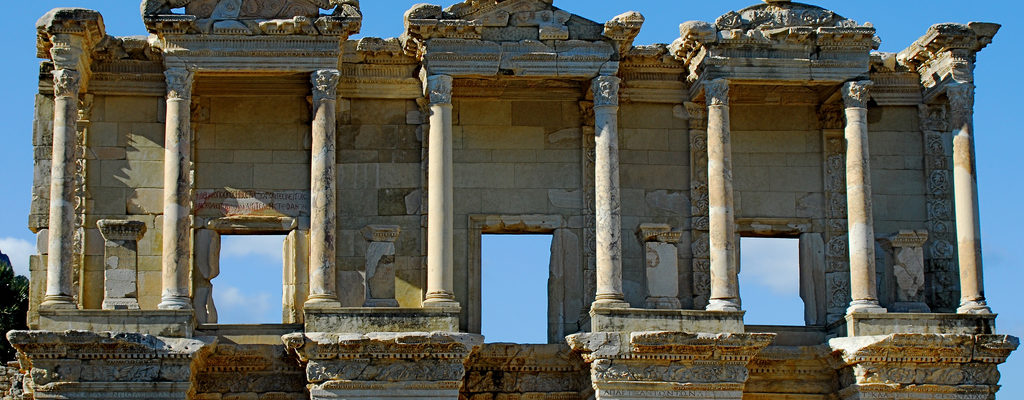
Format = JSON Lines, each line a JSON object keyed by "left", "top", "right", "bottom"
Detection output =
{"left": 306, "top": 69, "right": 342, "bottom": 308}
{"left": 41, "top": 69, "right": 81, "bottom": 309}
{"left": 704, "top": 79, "right": 740, "bottom": 312}
{"left": 592, "top": 75, "right": 629, "bottom": 308}
{"left": 158, "top": 68, "right": 194, "bottom": 310}
{"left": 842, "top": 80, "right": 886, "bottom": 314}
{"left": 948, "top": 83, "right": 991, "bottom": 314}
{"left": 423, "top": 74, "right": 459, "bottom": 308}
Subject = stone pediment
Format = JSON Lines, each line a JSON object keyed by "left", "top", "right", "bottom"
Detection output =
{"left": 715, "top": 1, "right": 857, "bottom": 31}
{"left": 141, "top": 0, "right": 361, "bottom": 36}
{"left": 670, "top": 0, "right": 878, "bottom": 87}
{"left": 402, "top": 0, "right": 642, "bottom": 78}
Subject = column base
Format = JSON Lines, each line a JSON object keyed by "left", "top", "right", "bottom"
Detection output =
{"left": 591, "top": 298, "right": 630, "bottom": 310}
{"left": 846, "top": 300, "right": 886, "bottom": 315}
{"left": 304, "top": 296, "right": 343, "bottom": 309}
{"left": 424, "top": 291, "right": 460, "bottom": 310}
{"left": 158, "top": 295, "right": 193, "bottom": 310}
{"left": 40, "top": 295, "right": 77, "bottom": 309}
{"left": 957, "top": 300, "right": 993, "bottom": 314}
{"left": 706, "top": 298, "right": 741, "bottom": 312}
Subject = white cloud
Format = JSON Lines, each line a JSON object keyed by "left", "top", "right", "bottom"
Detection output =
{"left": 0, "top": 237, "right": 35, "bottom": 277}
{"left": 739, "top": 237, "right": 801, "bottom": 295}
{"left": 220, "top": 235, "right": 285, "bottom": 260}
{"left": 213, "top": 285, "right": 276, "bottom": 324}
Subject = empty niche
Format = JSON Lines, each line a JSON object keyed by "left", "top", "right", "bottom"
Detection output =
{"left": 481, "top": 234, "right": 553, "bottom": 344}
{"left": 739, "top": 237, "right": 803, "bottom": 326}
{"left": 210, "top": 234, "right": 288, "bottom": 324}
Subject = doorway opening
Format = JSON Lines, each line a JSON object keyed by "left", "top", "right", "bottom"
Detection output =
{"left": 739, "top": 237, "right": 803, "bottom": 325}
{"left": 212, "top": 234, "right": 287, "bottom": 324}
{"left": 481, "top": 234, "right": 552, "bottom": 344}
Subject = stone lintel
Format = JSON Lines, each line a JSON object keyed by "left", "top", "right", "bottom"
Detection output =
{"left": 303, "top": 307, "right": 460, "bottom": 333}
{"left": 206, "top": 216, "right": 297, "bottom": 234}
{"left": 736, "top": 217, "right": 812, "bottom": 237}
{"left": 360, "top": 224, "right": 401, "bottom": 242}
{"left": 590, "top": 307, "right": 746, "bottom": 334}
{"left": 37, "top": 309, "right": 196, "bottom": 337}
{"left": 887, "top": 229, "right": 928, "bottom": 248}
{"left": 96, "top": 219, "right": 146, "bottom": 242}
{"left": 637, "top": 223, "right": 681, "bottom": 243}
{"left": 840, "top": 312, "right": 996, "bottom": 337}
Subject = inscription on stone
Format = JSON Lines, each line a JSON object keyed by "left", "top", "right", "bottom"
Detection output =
{"left": 195, "top": 189, "right": 310, "bottom": 217}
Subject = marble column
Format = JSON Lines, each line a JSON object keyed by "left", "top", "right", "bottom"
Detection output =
{"left": 424, "top": 74, "right": 459, "bottom": 308}
{"left": 704, "top": 79, "right": 740, "bottom": 312}
{"left": 306, "top": 69, "right": 342, "bottom": 308}
{"left": 842, "top": 80, "right": 886, "bottom": 314}
{"left": 948, "top": 83, "right": 991, "bottom": 314}
{"left": 158, "top": 68, "right": 194, "bottom": 310}
{"left": 592, "top": 75, "right": 628, "bottom": 308}
{"left": 41, "top": 69, "right": 81, "bottom": 309}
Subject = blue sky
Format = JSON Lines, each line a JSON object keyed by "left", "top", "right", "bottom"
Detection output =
{"left": 1, "top": 1, "right": 1021, "bottom": 396}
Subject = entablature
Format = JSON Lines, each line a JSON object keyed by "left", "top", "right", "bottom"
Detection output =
{"left": 897, "top": 22, "right": 999, "bottom": 103}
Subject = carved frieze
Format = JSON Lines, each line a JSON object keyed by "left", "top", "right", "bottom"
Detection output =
{"left": 143, "top": 0, "right": 362, "bottom": 36}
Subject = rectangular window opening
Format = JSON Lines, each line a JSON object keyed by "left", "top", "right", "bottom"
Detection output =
{"left": 212, "top": 234, "right": 287, "bottom": 324}
{"left": 739, "top": 237, "right": 803, "bottom": 326}
{"left": 481, "top": 234, "right": 552, "bottom": 344}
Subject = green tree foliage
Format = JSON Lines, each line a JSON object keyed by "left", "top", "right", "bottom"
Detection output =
{"left": 0, "top": 251, "right": 28, "bottom": 361}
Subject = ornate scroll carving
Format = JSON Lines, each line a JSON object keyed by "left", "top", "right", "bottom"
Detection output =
{"left": 52, "top": 69, "right": 81, "bottom": 98}
{"left": 591, "top": 76, "right": 620, "bottom": 108}
{"left": 311, "top": 68, "right": 340, "bottom": 104}
{"left": 164, "top": 68, "right": 194, "bottom": 101}
{"left": 688, "top": 101, "right": 710, "bottom": 308}
{"left": 425, "top": 74, "right": 453, "bottom": 105}
{"left": 580, "top": 101, "right": 597, "bottom": 324}
{"left": 704, "top": 79, "right": 729, "bottom": 106}
{"left": 841, "top": 80, "right": 873, "bottom": 109}
{"left": 823, "top": 133, "right": 850, "bottom": 322}
{"left": 919, "top": 104, "right": 958, "bottom": 311}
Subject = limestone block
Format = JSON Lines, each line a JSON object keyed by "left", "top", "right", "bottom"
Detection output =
{"left": 196, "top": 162, "right": 254, "bottom": 189}
{"left": 127, "top": 188, "right": 164, "bottom": 214}
{"left": 515, "top": 163, "right": 580, "bottom": 188}
{"left": 126, "top": 122, "right": 166, "bottom": 148}
{"left": 463, "top": 126, "right": 545, "bottom": 150}
{"left": 105, "top": 96, "right": 160, "bottom": 122}
{"left": 459, "top": 100, "right": 512, "bottom": 126}
{"left": 97, "top": 219, "right": 146, "bottom": 310}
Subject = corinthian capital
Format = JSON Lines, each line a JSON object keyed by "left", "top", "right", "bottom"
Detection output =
{"left": 312, "top": 69, "right": 340, "bottom": 104}
{"left": 842, "top": 80, "right": 873, "bottom": 109}
{"left": 704, "top": 79, "right": 729, "bottom": 106}
{"left": 591, "top": 76, "right": 620, "bottom": 108}
{"left": 425, "top": 74, "right": 453, "bottom": 105}
{"left": 947, "top": 82, "right": 975, "bottom": 127}
{"left": 164, "top": 68, "right": 194, "bottom": 101}
{"left": 52, "top": 69, "right": 81, "bottom": 98}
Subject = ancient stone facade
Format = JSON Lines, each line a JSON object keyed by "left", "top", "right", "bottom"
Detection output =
{"left": 6, "top": 0, "right": 1017, "bottom": 399}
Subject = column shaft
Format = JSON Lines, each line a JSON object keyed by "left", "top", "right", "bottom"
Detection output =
{"left": 307, "top": 69, "right": 342, "bottom": 307}
{"left": 842, "top": 80, "right": 885, "bottom": 314}
{"left": 424, "top": 75, "right": 458, "bottom": 307}
{"left": 158, "top": 68, "right": 194, "bottom": 310}
{"left": 41, "top": 69, "right": 81, "bottom": 309}
{"left": 948, "top": 83, "right": 991, "bottom": 314}
{"left": 704, "top": 79, "right": 740, "bottom": 312}
{"left": 592, "top": 76, "right": 628, "bottom": 308}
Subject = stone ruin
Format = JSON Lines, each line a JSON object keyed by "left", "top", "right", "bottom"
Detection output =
{"left": 6, "top": 0, "right": 1018, "bottom": 399}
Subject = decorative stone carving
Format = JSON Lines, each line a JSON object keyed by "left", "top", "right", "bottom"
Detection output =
{"left": 52, "top": 69, "right": 81, "bottom": 98}
{"left": 568, "top": 332, "right": 774, "bottom": 400}
{"left": 143, "top": 0, "right": 362, "bottom": 36}
{"left": 192, "top": 229, "right": 220, "bottom": 323}
{"left": 898, "top": 22, "right": 1000, "bottom": 90}
{"left": 830, "top": 333, "right": 1018, "bottom": 400}
{"left": 591, "top": 76, "right": 620, "bottom": 108}
{"left": 425, "top": 74, "right": 453, "bottom": 105}
{"left": 823, "top": 133, "right": 850, "bottom": 322}
{"left": 6, "top": 330, "right": 213, "bottom": 399}
{"left": 714, "top": 2, "right": 856, "bottom": 31}
{"left": 603, "top": 11, "right": 645, "bottom": 55}
{"left": 164, "top": 68, "right": 194, "bottom": 101}
{"left": 311, "top": 68, "right": 340, "bottom": 104}
{"left": 688, "top": 101, "right": 711, "bottom": 308}
{"left": 637, "top": 224, "right": 682, "bottom": 309}
{"left": 283, "top": 332, "right": 482, "bottom": 400}
{"left": 360, "top": 225, "right": 400, "bottom": 307}
{"left": 841, "top": 80, "right": 872, "bottom": 109}
{"left": 704, "top": 79, "right": 729, "bottom": 107}
{"left": 96, "top": 220, "right": 146, "bottom": 310}
{"left": 462, "top": 343, "right": 588, "bottom": 399}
